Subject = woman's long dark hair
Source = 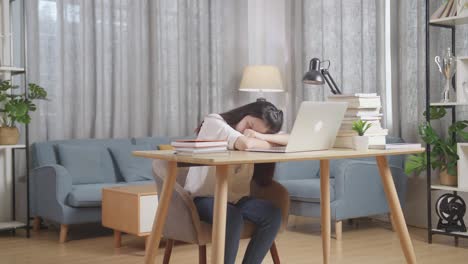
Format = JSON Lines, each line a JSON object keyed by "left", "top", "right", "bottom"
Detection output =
{"left": 196, "top": 100, "right": 283, "bottom": 134}
{"left": 220, "top": 100, "right": 283, "bottom": 133}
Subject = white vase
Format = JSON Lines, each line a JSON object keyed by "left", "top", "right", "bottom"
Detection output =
{"left": 353, "top": 136, "right": 369, "bottom": 151}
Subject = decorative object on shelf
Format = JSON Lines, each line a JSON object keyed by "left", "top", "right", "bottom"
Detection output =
{"left": 303, "top": 58, "right": 342, "bottom": 94}
{"left": 405, "top": 106, "right": 468, "bottom": 186}
{"left": 435, "top": 193, "right": 467, "bottom": 232}
{"left": 0, "top": 80, "right": 47, "bottom": 145}
{"left": 239, "top": 65, "right": 284, "bottom": 101}
{"left": 435, "top": 48, "right": 457, "bottom": 103}
{"left": 440, "top": 169, "right": 457, "bottom": 186}
{"left": 458, "top": 0, "right": 468, "bottom": 16}
{"left": 351, "top": 119, "right": 372, "bottom": 151}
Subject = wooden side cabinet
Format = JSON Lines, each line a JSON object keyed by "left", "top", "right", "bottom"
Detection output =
{"left": 102, "top": 184, "right": 158, "bottom": 248}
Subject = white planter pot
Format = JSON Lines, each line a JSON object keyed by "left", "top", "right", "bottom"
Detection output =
{"left": 353, "top": 136, "right": 369, "bottom": 151}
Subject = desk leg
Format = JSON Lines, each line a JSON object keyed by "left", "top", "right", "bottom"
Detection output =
{"left": 211, "top": 165, "right": 229, "bottom": 264}
{"left": 320, "top": 160, "right": 331, "bottom": 264}
{"left": 145, "top": 161, "right": 178, "bottom": 264}
{"left": 376, "top": 156, "right": 417, "bottom": 264}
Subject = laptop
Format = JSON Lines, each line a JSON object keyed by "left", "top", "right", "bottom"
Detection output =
{"left": 246, "top": 101, "right": 348, "bottom": 153}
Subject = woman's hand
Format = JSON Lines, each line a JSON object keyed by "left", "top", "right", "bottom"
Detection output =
{"left": 244, "top": 129, "right": 265, "bottom": 140}
{"left": 243, "top": 128, "right": 257, "bottom": 138}
{"left": 243, "top": 128, "right": 289, "bottom": 146}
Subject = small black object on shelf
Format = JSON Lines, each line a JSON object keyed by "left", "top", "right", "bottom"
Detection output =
{"left": 435, "top": 193, "right": 467, "bottom": 233}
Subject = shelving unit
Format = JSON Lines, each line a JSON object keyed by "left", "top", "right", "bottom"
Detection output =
{"left": 430, "top": 14, "right": 468, "bottom": 26}
{"left": 425, "top": 0, "right": 468, "bottom": 244}
{"left": 0, "top": 0, "right": 31, "bottom": 237}
{"left": 429, "top": 102, "right": 468, "bottom": 106}
{"left": 431, "top": 184, "right": 468, "bottom": 192}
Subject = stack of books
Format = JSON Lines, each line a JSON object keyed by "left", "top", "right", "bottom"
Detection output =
{"left": 431, "top": 0, "right": 464, "bottom": 20}
{"left": 171, "top": 139, "right": 228, "bottom": 154}
{"left": 328, "top": 93, "right": 388, "bottom": 148}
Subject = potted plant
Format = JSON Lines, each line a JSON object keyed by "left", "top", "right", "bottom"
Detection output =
{"left": 405, "top": 107, "right": 468, "bottom": 186}
{"left": 352, "top": 119, "right": 372, "bottom": 151}
{"left": 0, "top": 80, "right": 47, "bottom": 145}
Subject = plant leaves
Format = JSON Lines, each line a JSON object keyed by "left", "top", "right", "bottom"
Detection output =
{"left": 423, "top": 106, "right": 446, "bottom": 120}
{"left": 405, "top": 153, "right": 427, "bottom": 175}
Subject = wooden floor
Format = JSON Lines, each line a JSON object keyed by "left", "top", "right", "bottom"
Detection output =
{"left": 1, "top": 217, "right": 468, "bottom": 264}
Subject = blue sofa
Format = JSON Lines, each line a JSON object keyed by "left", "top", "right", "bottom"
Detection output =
{"left": 30, "top": 136, "right": 174, "bottom": 242}
{"left": 31, "top": 136, "right": 407, "bottom": 242}
{"left": 273, "top": 137, "right": 407, "bottom": 239}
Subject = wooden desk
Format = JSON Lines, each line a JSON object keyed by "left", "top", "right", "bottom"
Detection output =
{"left": 134, "top": 148, "right": 424, "bottom": 264}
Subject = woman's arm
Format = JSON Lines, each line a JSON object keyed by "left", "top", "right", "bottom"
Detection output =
{"left": 243, "top": 129, "right": 289, "bottom": 146}
{"left": 234, "top": 136, "right": 274, "bottom": 151}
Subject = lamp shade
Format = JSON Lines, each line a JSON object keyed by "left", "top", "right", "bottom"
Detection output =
{"left": 303, "top": 58, "right": 325, "bottom": 85}
{"left": 239, "top": 65, "right": 284, "bottom": 92}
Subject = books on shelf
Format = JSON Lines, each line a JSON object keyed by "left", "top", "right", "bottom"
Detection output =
{"left": 369, "top": 143, "right": 422, "bottom": 150}
{"left": 171, "top": 139, "right": 228, "bottom": 154}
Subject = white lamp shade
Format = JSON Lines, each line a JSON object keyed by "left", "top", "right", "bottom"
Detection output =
{"left": 239, "top": 65, "right": 284, "bottom": 92}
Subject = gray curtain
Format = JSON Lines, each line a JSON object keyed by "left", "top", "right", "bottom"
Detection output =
{"left": 395, "top": 0, "right": 468, "bottom": 227}
{"left": 26, "top": 0, "right": 250, "bottom": 141}
{"left": 16, "top": 0, "right": 382, "bottom": 222}
{"left": 25, "top": 0, "right": 382, "bottom": 143}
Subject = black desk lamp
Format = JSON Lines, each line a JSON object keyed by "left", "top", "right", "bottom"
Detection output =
{"left": 303, "top": 58, "right": 342, "bottom": 94}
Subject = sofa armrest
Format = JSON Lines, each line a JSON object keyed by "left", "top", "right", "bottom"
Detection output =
{"left": 330, "top": 159, "right": 407, "bottom": 216}
{"left": 250, "top": 180, "right": 290, "bottom": 232}
{"left": 31, "top": 164, "right": 73, "bottom": 221}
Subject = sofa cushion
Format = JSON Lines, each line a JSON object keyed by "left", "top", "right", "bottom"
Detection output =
{"left": 57, "top": 144, "right": 117, "bottom": 185}
{"left": 109, "top": 144, "right": 156, "bottom": 182}
{"left": 132, "top": 137, "right": 173, "bottom": 149}
{"left": 66, "top": 181, "right": 154, "bottom": 207}
{"left": 274, "top": 160, "right": 320, "bottom": 181}
{"left": 279, "top": 179, "right": 335, "bottom": 203}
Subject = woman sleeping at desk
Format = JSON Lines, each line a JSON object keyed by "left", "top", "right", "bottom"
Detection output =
{"left": 186, "top": 100, "right": 289, "bottom": 264}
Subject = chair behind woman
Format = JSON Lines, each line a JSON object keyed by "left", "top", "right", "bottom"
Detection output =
{"left": 151, "top": 160, "right": 290, "bottom": 264}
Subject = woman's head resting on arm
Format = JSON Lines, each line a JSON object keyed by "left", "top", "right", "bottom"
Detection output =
{"left": 220, "top": 100, "right": 283, "bottom": 134}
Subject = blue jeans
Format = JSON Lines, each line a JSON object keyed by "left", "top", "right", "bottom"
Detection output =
{"left": 194, "top": 196, "right": 282, "bottom": 264}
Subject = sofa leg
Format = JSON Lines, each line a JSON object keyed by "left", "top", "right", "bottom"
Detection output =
{"left": 270, "top": 241, "right": 280, "bottom": 264}
{"left": 335, "top": 221, "right": 342, "bottom": 241}
{"left": 163, "top": 239, "right": 174, "bottom": 264}
{"left": 59, "top": 224, "right": 68, "bottom": 243}
{"left": 33, "top": 217, "right": 41, "bottom": 232}
{"left": 199, "top": 244, "right": 207, "bottom": 264}
{"left": 114, "top": 230, "right": 122, "bottom": 248}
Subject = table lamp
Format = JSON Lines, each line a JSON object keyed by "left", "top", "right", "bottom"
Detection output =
{"left": 303, "top": 58, "right": 342, "bottom": 94}
{"left": 239, "top": 65, "right": 284, "bottom": 101}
